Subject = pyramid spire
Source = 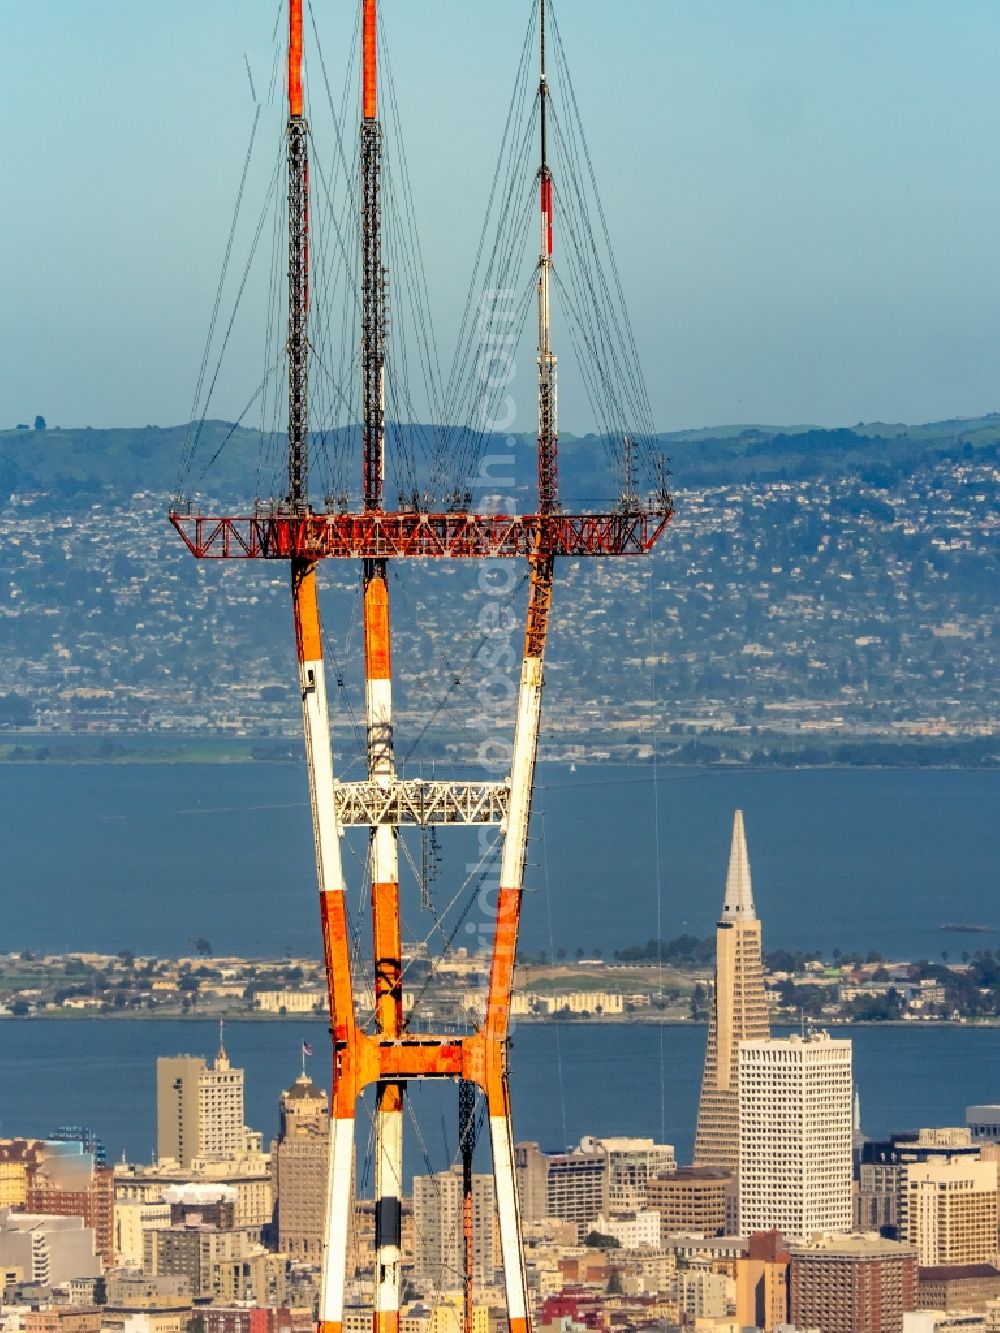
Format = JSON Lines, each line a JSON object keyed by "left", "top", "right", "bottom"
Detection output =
{"left": 720, "top": 808, "right": 755, "bottom": 924}
{"left": 694, "top": 808, "right": 770, "bottom": 1169}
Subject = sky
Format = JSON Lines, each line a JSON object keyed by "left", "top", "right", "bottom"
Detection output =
{"left": 3, "top": 0, "right": 1000, "bottom": 435}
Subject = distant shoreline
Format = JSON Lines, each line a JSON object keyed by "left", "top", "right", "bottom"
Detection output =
{"left": 0, "top": 739, "right": 993, "bottom": 772}
{"left": 4, "top": 1012, "right": 999, "bottom": 1030}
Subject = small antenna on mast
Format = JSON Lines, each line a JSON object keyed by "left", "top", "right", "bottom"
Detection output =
{"left": 540, "top": 0, "right": 547, "bottom": 171}
{"left": 622, "top": 435, "right": 640, "bottom": 513}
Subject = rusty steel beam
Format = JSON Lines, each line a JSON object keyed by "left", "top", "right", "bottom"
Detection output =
{"left": 168, "top": 507, "right": 673, "bottom": 560}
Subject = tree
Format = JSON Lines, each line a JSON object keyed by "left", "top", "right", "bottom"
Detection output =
{"left": 190, "top": 937, "right": 213, "bottom": 958}
{"left": 777, "top": 980, "right": 828, "bottom": 1019}
{"left": 0, "top": 692, "right": 33, "bottom": 726}
{"left": 584, "top": 1231, "right": 620, "bottom": 1251}
{"left": 848, "top": 989, "right": 903, "bottom": 1022}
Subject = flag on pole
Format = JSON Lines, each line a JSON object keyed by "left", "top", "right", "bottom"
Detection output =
{"left": 299, "top": 1039, "right": 313, "bottom": 1078}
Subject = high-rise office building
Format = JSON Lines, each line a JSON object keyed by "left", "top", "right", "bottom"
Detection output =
{"left": 739, "top": 1031, "right": 853, "bottom": 1239}
{"left": 968, "top": 1106, "right": 1000, "bottom": 1143}
{"left": 515, "top": 1141, "right": 607, "bottom": 1229}
{"left": 856, "top": 1128, "right": 982, "bottom": 1238}
{"left": 113, "top": 1198, "right": 173, "bottom": 1268}
{"left": 597, "top": 1136, "right": 676, "bottom": 1210}
{"left": 788, "top": 1233, "right": 917, "bottom": 1333}
{"left": 694, "top": 810, "right": 770, "bottom": 1170}
{"left": 412, "top": 1168, "right": 495, "bottom": 1293}
{"left": 904, "top": 1157, "right": 999, "bottom": 1267}
{"left": 647, "top": 1167, "right": 731, "bottom": 1238}
{"left": 272, "top": 1074, "right": 329, "bottom": 1261}
{"left": 24, "top": 1142, "right": 115, "bottom": 1270}
{"left": 157, "top": 1034, "right": 249, "bottom": 1168}
{"left": 515, "top": 1135, "right": 671, "bottom": 1233}
{"left": 144, "top": 1185, "right": 286, "bottom": 1306}
{"left": 0, "top": 1140, "right": 46, "bottom": 1209}
{"left": 48, "top": 1129, "right": 106, "bottom": 1169}
{"left": 734, "top": 1230, "right": 790, "bottom": 1332}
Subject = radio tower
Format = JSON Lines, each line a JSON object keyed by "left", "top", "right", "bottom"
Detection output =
{"left": 170, "top": 4, "right": 673, "bottom": 1333}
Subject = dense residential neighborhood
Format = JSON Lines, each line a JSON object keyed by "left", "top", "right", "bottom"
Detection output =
{"left": 0, "top": 420, "right": 995, "bottom": 765}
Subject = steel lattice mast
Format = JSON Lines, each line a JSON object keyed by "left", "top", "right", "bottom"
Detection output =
{"left": 280, "top": 9, "right": 357, "bottom": 1333}
{"left": 537, "top": 0, "right": 557, "bottom": 518}
{"left": 357, "top": 8, "right": 405, "bottom": 1332}
{"left": 169, "top": 6, "right": 674, "bottom": 1333}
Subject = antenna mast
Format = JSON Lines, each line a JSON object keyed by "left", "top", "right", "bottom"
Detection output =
{"left": 287, "top": 0, "right": 309, "bottom": 508}
{"left": 361, "top": 0, "right": 386, "bottom": 511}
{"left": 537, "top": 0, "right": 558, "bottom": 513}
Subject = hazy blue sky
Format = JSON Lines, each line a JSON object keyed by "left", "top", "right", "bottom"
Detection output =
{"left": 3, "top": 1, "right": 1000, "bottom": 434}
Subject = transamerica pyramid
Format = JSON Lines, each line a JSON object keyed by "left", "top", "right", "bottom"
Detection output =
{"left": 693, "top": 809, "right": 771, "bottom": 1169}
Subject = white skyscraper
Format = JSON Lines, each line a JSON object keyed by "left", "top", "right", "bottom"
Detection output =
{"left": 739, "top": 1031, "right": 853, "bottom": 1240}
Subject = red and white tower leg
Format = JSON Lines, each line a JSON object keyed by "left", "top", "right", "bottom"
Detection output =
{"left": 365, "top": 564, "right": 404, "bottom": 1333}
{"left": 485, "top": 8, "right": 560, "bottom": 1325}
{"left": 285, "top": 9, "right": 359, "bottom": 1331}
{"left": 296, "top": 560, "right": 359, "bottom": 1333}
{"left": 359, "top": 7, "right": 403, "bottom": 1332}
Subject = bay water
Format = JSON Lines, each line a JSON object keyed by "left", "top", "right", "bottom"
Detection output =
{"left": 1, "top": 1018, "right": 998, "bottom": 1182}
{"left": 0, "top": 762, "right": 996, "bottom": 960}
{"left": 1, "top": 760, "right": 996, "bottom": 1184}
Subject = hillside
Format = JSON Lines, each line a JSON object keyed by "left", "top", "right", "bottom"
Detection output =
{"left": 0, "top": 415, "right": 994, "bottom": 764}
{"left": 2, "top": 412, "right": 998, "bottom": 500}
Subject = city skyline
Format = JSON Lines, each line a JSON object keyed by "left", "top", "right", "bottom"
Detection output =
{"left": 4, "top": 1024, "right": 1000, "bottom": 1329}
{"left": 0, "top": 0, "right": 996, "bottom": 1327}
